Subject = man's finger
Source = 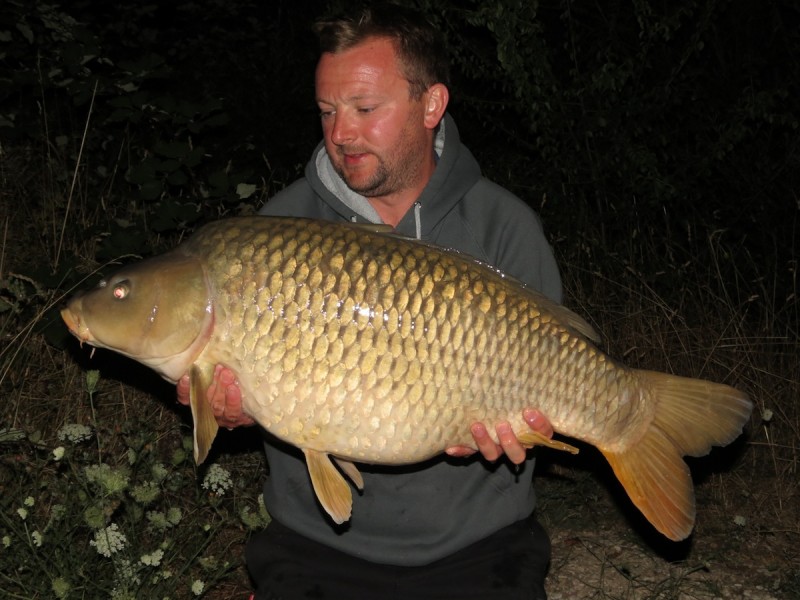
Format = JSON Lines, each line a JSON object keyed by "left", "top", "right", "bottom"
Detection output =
{"left": 524, "top": 409, "right": 554, "bottom": 438}
{"left": 471, "top": 422, "right": 502, "bottom": 462}
{"left": 496, "top": 421, "right": 526, "bottom": 465}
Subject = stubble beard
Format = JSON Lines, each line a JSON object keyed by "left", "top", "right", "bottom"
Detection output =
{"left": 333, "top": 151, "right": 393, "bottom": 198}
{"left": 332, "top": 127, "right": 422, "bottom": 200}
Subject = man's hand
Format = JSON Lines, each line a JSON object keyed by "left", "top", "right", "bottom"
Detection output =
{"left": 445, "top": 409, "right": 553, "bottom": 465}
{"left": 176, "top": 365, "right": 255, "bottom": 430}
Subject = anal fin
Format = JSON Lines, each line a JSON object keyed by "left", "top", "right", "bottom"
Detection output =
{"left": 517, "top": 430, "right": 579, "bottom": 454}
{"left": 304, "top": 449, "right": 354, "bottom": 524}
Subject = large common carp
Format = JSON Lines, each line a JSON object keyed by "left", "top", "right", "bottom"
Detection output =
{"left": 61, "top": 217, "right": 752, "bottom": 541}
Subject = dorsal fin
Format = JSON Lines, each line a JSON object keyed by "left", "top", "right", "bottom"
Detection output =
{"left": 347, "top": 223, "right": 396, "bottom": 235}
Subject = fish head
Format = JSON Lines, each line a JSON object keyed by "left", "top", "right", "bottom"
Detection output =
{"left": 61, "top": 251, "right": 214, "bottom": 382}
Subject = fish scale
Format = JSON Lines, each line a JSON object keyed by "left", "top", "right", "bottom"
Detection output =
{"left": 61, "top": 216, "right": 752, "bottom": 540}
{"left": 215, "top": 221, "right": 557, "bottom": 452}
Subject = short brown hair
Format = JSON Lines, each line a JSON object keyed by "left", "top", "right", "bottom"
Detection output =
{"left": 313, "top": 3, "right": 450, "bottom": 99}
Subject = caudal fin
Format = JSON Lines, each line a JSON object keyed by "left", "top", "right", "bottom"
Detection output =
{"left": 602, "top": 371, "right": 752, "bottom": 541}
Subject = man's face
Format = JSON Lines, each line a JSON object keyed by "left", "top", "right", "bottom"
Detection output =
{"left": 315, "top": 37, "right": 433, "bottom": 200}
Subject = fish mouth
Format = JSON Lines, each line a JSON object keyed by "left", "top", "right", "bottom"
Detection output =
{"left": 60, "top": 306, "right": 94, "bottom": 346}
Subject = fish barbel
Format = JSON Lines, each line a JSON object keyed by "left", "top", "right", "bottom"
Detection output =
{"left": 61, "top": 217, "right": 752, "bottom": 540}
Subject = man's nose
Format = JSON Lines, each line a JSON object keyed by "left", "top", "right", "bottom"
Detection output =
{"left": 330, "top": 113, "right": 355, "bottom": 145}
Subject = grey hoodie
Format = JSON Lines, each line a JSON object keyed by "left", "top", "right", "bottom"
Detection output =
{"left": 257, "top": 114, "right": 562, "bottom": 566}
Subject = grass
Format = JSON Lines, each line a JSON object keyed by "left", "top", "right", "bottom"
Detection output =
{"left": 1, "top": 360, "right": 269, "bottom": 598}
{"left": 536, "top": 223, "right": 800, "bottom": 598}
{"left": 1, "top": 133, "right": 270, "bottom": 597}
{"left": 2, "top": 124, "right": 798, "bottom": 599}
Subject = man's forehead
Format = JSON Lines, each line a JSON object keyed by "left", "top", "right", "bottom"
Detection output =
{"left": 315, "top": 39, "right": 411, "bottom": 99}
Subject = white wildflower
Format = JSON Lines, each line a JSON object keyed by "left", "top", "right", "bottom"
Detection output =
{"left": 191, "top": 579, "right": 205, "bottom": 596}
{"left": 140, "top": 548, "right": 165, "bottom": 567}
{"left": 51, "top": 577, "right": 71, "bottom": 599}
{"left": 57, "top": 423, "right": 93, "bottom": 444}
{"left": 146, "top": 510, "right": 169, "bottom": 530}
{"left": 53, "top": 446, "right": 65, "bottom": 461}
{"left": 17, "top": 507, "right": 28, "bottom": 520}
{"left": 32, "top": 531, "right": 43, "bottom": 547}
{"left": 147, "top": 507, "right": 182, "bottom": 531}
{"left": 151, "top": 462, "right": 169, "bottom": 482}
{"left": 131, "top": 480, "right": 160, "bottom": 505}
{"left": 2, "top": 535, "right": 11, "bottom": 548}
{"left": 167, "top": 507, "right": 182, "bottom": 525}
{"left": 90, "top": 523, "right": 128, "bottom": 557}
{"left": 114, "top": 557, "right": 140, "bottom": 587}
{"left": 733, "top": 515, "right": 747, "bottom": 527}
{"left": 24, "top": 496, "right": 35, "bottom": 507}
{"left": 110, "top": 586, "right": 135, "bottom": 600}
{"left": 202, "top": 464, "right": 232, "bottom": 494}
{"left": 761, "top": 408, "right": 774, "bottom": 422}
{"left": 84, "top": 463, "right": 130, "bottom": 495}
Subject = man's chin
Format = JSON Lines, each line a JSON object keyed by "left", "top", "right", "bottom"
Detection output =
{"left": 332, "top": 162, "right": 386, "bottom": 196}
{"left": 342, "top": 175, "right": 382, "bottom": 197}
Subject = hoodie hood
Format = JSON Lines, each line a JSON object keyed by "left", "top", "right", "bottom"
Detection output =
{"left": 304, "top": 113, "right": 482, "bottom": 239}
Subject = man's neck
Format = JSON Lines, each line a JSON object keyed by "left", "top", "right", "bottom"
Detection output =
{"left": 368, "top": 194, "right": 418, "bottom": 227}
{"left": 367, "top": 158, "right": 436, "bottom": 227}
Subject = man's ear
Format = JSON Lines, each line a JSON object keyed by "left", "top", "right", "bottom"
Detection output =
{"left": 423, "top": 83, "right": 449, "bottom": 129}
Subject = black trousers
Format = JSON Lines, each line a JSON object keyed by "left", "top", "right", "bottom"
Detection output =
{"left": 246, "top": 515, "right": 550, "bottom": 600}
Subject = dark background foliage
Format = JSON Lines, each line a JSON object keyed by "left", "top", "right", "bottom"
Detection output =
{"left": 3, "top": 0, "right": 797, "bottom": 266}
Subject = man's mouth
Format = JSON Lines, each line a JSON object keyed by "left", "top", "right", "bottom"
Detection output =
{"left": 343, "top": 153, "right": 368, "bottom": 166}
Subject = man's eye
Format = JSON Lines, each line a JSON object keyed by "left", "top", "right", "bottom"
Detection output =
{"left": 357, "top": 107, "right": 375, "bottom": 114}
{"left": 319, "top": 110, "right": 335, "bottom": 119}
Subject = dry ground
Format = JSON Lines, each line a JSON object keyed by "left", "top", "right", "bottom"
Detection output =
{"left": 536, "top": 455, "right": 799, "bottom": 600}
{"left": 201, "top": 440, "right": 799, "bottom": 600}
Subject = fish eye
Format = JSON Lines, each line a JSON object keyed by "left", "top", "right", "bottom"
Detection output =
{"left": 112, "top": 281, "right": 130, "bottom": 300}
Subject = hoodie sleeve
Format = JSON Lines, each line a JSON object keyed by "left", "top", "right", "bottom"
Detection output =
{"left": 489, "top": 197, "right": 563, "bottom": 304}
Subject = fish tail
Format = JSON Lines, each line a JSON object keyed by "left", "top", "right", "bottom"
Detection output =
{"left": 601, "top": 370, "right": 752, "bottom": 541}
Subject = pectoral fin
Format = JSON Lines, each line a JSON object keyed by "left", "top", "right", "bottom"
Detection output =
{"left": 304, "top": 449, "right": 354, "bottom": 524}
{"left": 189, "top": 363, "right": 219, "bottom": 464}
{"left": 517, "top": 430, "right": 579, "bottom": 455}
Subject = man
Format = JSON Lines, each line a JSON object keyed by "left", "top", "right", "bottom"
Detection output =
{"left": 178, "top": 5, "right": 561, "bottom": 598}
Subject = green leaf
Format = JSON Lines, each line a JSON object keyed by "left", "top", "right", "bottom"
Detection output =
{"left": 140, "top": 179, "right": 163, "bottom": 200}
{"left": 183, "top": 146, "right": 205, "bottom": 168}
{"left": 157, "top": 158, "right": 181, "bottom": 173}
{"left": 167, "top": 170, "right": 189, "bottom": 186}
{"left": 154, "top": 140, "right": 191, "bottom": 160}
{"left": 126, "top": 161, "right": 157, "bottom": 185}
{"left": 236, "top": 183, "right": 257, "bottom": 199}
{"left": 207, "top": 171, "right": 228, "bottom": 191}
